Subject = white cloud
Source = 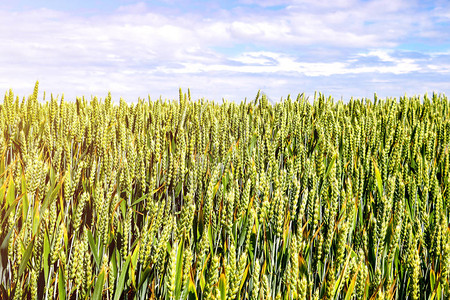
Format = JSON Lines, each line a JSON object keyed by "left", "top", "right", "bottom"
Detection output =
{"left": 155, "top": 49, "right": 440, "bottom": 77}
{"left": 360, "top": 50, "right": 396, "bottom": 62}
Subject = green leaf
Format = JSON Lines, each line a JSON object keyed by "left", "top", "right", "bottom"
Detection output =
{"left": 43, "top": 231, "right": 50, "bottom": 282}
{"left": 18, "top": 239, "right": 34, "bottom": 278}
{"left": 175, "top": 181, "right": 183, "bottom": 197}
{"left": 250, "top": 134, "right": 257, "bottom": 152}
{"left": 334, "top": 254, "right": 351, "bottom": 296}
{"left": 130, "top": 243, "right": 140, "bottom": 288}
{"left": 0, "top": 197, "right": 20, "bottom": 229}
{"left": 113, "top": 255, "right": 131, "bottom": 300}
{"left": 131, "top": 193, "right": 148, "bottom": 207}
{"left": 405, "top": 195, "right": 414, "bottom": 224}
{"left": 0, "top": 184, "right": 5, "bottom": 209}
{"left": 120, "top": 197, "right": 126, "bottom": 220}
{"left": 0, "top": 223, "right": 14, "bottom": 250}
{"left": 42, "top": 181, "right": 62, "bottom": 213}
{"left": 188, "top": 275, "right": 198, "bottom": 300}
{"left": 93, "top": 268, "right": 106, "bottom": 300}
{"left": 49, "top": 165, "right": 56, "bottom": 186}
{"left": 175, "top": 240, "right": 184, "bottom": 299}
{"left": 325, "top": 152, "right": 337, "bottom": 179}
{"left": 437, "top": 282, "right": 441, "bottom": 300}
{"left": 87, "top": 230, "right": 100, "bottom": 267}
{"left": 223, "top": 171, "right": 229, "bottom": 190}
{"left": 344, "top": 266, "right": 359, "bottom": 300}
{"left": 22, "top": 191, "right": 29, "bottom": 223}
{"left": 238, "top": 218, "right": 248, "bottom": 249}
{"left": 199, "top": 255, "right": 209, "bottom": 292}
{"left": 137, "top": 267, "right": 151, "bottom": 290}
{"left": 58, "top": 265, "right": 66, "bottom": 300}
{"left": 219, "top": 273, "right": 226, "bottom": 300}
{"left": 373, "top": 159, "right": 383, "bottom": 198}
{"left": 32, "top": 206, "right": 40, "bottom": 236}
{"left": 239, "top": 264, "right": 249, "bottom": 293}
{"left": 430, "top": 269, "right": 436, "bottom": 291}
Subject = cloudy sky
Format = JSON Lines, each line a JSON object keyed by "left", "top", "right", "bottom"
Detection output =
{"left": 1, "top": 0, "right": 449, "bottom": 103}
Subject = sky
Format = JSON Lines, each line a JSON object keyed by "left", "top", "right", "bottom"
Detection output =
{"left": 1, "top": 0, "right": 449, "bottom": 103}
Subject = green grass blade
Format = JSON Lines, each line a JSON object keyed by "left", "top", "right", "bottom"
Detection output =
{"left": 113, "top": 255, "right": 131, "bottom": 300}
{"left": 93, "top": 268, "right": 106, "bottom": 300}
{"left": 175, "top": 240, "right": 184, "bottom": 299}
{"left": 18, "top": 239, "right": 34, "bottom": 278}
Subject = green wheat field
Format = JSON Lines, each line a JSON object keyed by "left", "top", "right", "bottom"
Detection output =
{"left": 1, "top": 82, "right": 449, "bottom": 299}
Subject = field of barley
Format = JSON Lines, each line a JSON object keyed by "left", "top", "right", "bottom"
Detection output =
{"left": 0, "top": 82, "right": 449, "bottom": 299}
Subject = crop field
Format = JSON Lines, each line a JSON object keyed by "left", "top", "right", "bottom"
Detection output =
{"left": 0, "top": 82, "right": 449, "bottom": 299}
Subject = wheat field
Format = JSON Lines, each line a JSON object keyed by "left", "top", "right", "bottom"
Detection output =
{"left": 0, "top": 82, "right": 449, "bottom": 299}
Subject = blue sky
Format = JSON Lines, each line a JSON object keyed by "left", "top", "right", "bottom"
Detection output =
{"left": 1, "top": 0, "right": 449, "bottom": 102}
